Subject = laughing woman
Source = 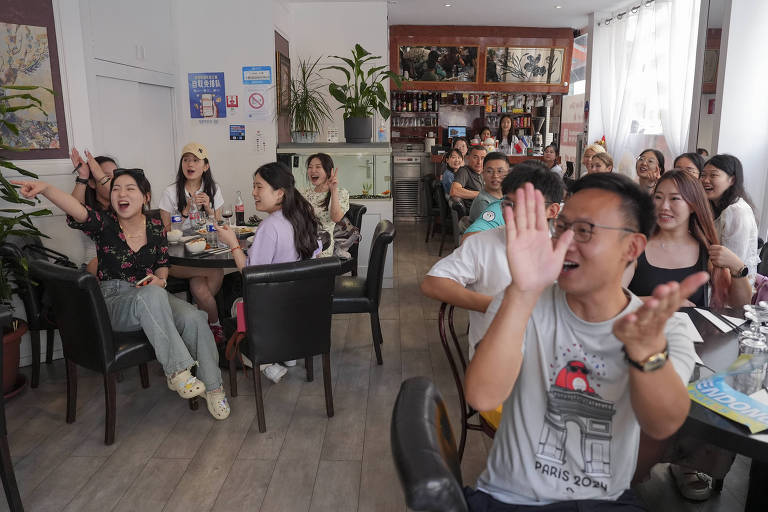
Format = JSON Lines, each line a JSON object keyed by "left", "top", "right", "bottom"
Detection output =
{"left": 13, "top": 171, "right": 230, "bottom": 420}
{"left": 302, "top": 153, "right": 349, "bottom": 257}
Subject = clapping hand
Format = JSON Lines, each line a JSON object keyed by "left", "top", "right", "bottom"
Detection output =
{"left": 502, "top": 183, "right": 573, "bottom": 294}
{"left": 613, "top": 272, "right": 709, "bottom": 359}
{"left": 70, "top": 148, "right": 89, "bottom": 179}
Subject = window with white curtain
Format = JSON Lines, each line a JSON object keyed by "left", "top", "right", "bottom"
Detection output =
{"left": 590, "top": 0, "right": 701, "bottom": 176}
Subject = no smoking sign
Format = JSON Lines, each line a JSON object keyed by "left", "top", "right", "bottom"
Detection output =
{"left": 245, "top": 87, "right": 270, "bottom": 120}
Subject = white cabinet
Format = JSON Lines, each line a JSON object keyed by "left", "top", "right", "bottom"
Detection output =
{"left": 88, "top": 0, "right": 174, "bottom": 74}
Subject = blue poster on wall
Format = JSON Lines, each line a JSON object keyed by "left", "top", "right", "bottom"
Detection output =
{"left": 188, "top": 72, "right": 226, "bottom": 118}
{"left": 242, "top": 66, "right": 272, "bottom": 84}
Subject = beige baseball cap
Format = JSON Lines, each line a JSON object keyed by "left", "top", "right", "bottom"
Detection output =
{"left": 181, "top": 142, "right": 208, "bottom": 161}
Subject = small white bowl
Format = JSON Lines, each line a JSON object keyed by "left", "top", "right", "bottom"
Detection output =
{"left": 186, "top": 239, "right": 206, "bottom": 253}
{"left": 167, "top": 229, "right": 183, "bottom": 243}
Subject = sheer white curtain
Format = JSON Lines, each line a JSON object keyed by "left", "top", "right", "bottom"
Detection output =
{"left": 591, "top": 0, "right": 700, "bottom": 175}
{"left": 655, "top": 0, "right": 701, "bottom": 156}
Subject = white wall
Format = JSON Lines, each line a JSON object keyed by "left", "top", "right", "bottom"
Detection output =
{"left": 713, "top": 0, "right": 768, "bottom": 231}
{"left": 172, "top": 0, "right": 278, "bottom": 222}
{"left": 288, "top": 1, "right": 390, "bottom": 142}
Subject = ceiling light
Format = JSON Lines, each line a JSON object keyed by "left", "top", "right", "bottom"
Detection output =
{"left": 445, "top": 3, "right": 451, "bottom": 6}
{"left": 555, "top": 5, "right": 563, "bottom": 8}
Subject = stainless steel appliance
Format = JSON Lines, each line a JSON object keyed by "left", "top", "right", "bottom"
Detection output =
{"left": 392, "top": 143, "right": 428, "bottom": 220}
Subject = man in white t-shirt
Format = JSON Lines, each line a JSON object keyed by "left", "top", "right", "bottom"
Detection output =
{"left": 464, "top": 173, "right": 704, "bottom": 510}
{"left": 421, "top": 166, "right": 565, "bottom": 358}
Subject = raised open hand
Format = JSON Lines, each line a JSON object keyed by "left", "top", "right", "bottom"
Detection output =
{"left": 613, "top": 271, "right": 709, "bottom": 359}
{"left": 11, "top": 179, "right": 49, "bottom": 200}
{"left": 502, "top": 183, "right": 573, "bottom": 294}
{"left": 84, "top": 150, "right": 106, "bottom": 180}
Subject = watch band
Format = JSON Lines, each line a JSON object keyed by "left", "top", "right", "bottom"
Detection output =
{"left": 75, "top": 177, "right": 89, "bottom": 185}
{"left": 731, "top": 265, "right": 748, "bottom": 278}
{"left": 623, "top": 343, "right": 669, "bottom": 372}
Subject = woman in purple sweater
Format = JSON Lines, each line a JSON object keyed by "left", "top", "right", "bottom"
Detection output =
{"left": 218, "top": 162, "right": 321, "bottom": 382}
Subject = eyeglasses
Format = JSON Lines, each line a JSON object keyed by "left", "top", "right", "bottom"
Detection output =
{"left": 548, "top": 217, "right": 637, "bottom": 243}
{"left": 636, "top": 157, "right": 658, "bottom": 167}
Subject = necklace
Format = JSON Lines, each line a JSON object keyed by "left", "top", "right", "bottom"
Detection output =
{"left": 119, "top": 217, "right": 146, "bottom": 239}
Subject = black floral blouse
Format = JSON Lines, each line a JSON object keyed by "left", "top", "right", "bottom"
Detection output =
{"left": 67, "top": 207, "right": 169, "bottom": 283}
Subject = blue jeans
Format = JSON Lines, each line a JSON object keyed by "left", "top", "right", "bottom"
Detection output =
{"left": 100, "top": 280, "right": 222, "bottom": 390}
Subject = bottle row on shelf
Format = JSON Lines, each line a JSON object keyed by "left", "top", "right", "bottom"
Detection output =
{"left": 391, "top": 91, "right": 555, "bottom": 115}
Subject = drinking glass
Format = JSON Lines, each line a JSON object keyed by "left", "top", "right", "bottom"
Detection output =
{"left": 222, "top": 205, "right": 234, "bottom": 227}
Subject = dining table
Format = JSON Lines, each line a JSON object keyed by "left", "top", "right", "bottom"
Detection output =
{"left": 680, "top": 306, "right": 768, "bottom": 510}
{"left": 166, "top": 230, "right": 252, "bottom": 269}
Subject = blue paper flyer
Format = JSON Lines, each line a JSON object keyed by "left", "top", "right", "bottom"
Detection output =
{"left": 188, "top": 72, "right": 226, "bottom": 119}
{"left": 229, "top": 125, "right": 245, "bottom": 141}
{"left": 688, "top": 354, "right": 768, "bottom": 433}
{"left": 242, "top": 66, "right": 272, "bottom": 85}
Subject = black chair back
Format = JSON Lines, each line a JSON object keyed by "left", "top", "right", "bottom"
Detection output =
{"left": 28, "top": 260, "right": 117, "bottom": 373}
{"left": 364, "top": 220, "right": 395, "bottom": 305}
{"left": 346, "top": 203, "right": 367, "bottom": 261}
{"left": 421, "top": 174, "right": 436, "bottom": 214}
{"left": 242, "top": 257, "right": 341, "bottom": 364}
{"left": 759, "top": 242, "right": 768, "bottom": 276}
{"left": 436, "top": 186, "right": 451, "bottom": 231}
{"left": 391, "top": 377, "right": 467, "bottom": 512}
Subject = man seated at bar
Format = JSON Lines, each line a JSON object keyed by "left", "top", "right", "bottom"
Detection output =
{"left": 463, "top": 174, "right": 702, "bottom": 510}
{"left": 450, "top": 145, "right": 486, "bottom": 210}
{"left": 468, "top": 152, "right": 510, "bottom": 223}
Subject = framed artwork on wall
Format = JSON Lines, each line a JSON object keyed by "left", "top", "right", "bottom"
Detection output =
{"left": 0, "top": 0, "right": 69, "bottom": 159}
{"left": 397, "top": 46, "right": 479, "bottom": 82}
{"left": 276, "top": 51, "right": 290, "bottom": 115}
{"left": 486, "top": 47, "right": 566, "bottom": 85}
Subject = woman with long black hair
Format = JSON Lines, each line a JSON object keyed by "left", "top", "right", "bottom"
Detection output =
{"left": 496, "top": 115, "right": 515, "bottom": 155}
{"left": 301, "top": 153, "right": 349, "bottom": 257}
{"left": 218, "top": 162, "right": 322, "bottom": 384}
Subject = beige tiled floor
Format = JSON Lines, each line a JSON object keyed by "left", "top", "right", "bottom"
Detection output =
{"left": 1, "top": 222, "right": 750, "bottom": 511}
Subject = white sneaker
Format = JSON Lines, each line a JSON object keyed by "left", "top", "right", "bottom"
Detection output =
{"left": 261, "top": 363, "right": 287, "bottom": 384}
{"left": 283, "top": 359, "right": 297, "bottom": 367}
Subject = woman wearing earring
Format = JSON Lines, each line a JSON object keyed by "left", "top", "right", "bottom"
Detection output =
{"left": 302, "top": 153, "right": 349, "bottom": 257}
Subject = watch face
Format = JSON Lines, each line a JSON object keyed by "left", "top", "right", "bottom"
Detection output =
{"left": 642, "top": 353, "right": 668, "bottom": 372}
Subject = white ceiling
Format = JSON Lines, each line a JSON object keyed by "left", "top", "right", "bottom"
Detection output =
{"left": 288, "top": 0, "right": 630, "bottom": 29}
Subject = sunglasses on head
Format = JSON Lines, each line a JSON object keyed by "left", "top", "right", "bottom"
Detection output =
{"left": 112, "top": 168, "right": 146, "bottom": 178}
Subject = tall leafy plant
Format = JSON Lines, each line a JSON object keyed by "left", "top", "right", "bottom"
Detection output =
{"left": 0, "top": 84, "right": 53, "bottom": 304}
{"left": 289, "top": 57, "right": 333, "bottom": 135}
{"left": 324, "top": 44, "right": 402, "bottom": 120}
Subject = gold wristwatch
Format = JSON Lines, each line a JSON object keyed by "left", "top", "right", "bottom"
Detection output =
{"left": 623, "top": 343, "right": 669, "bottom": 372}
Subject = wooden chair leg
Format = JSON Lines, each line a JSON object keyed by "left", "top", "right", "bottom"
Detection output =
{"left": 189, "top": 397, "right": 199, "bottom": 410}
{"left": 30, "top": 329, "right": 40, "bottom": 388}
{"left": 139, "top": 363, "right": 150, "bottom": 388}
{"left": 322, "top": 353, "right": 334, "bottom": 418}
{"left": 252, "top": 363, "right": 266, "bottom": 432}
{"left": 229, "top": 355, "right": 238, "bottom": 397}
{"left": 65, "top": 359, "right": 77, "bottom": 423}
{"left": 370, "top": 311, "right": 384, "bottom": 365}
{"left": 305, "top": 356, "right": 314, "bottom": 382}
{"left": 46, "top": 328, "right": 55, "bottom": 364}
{"left": 104, "top": 372, "right": 117, "bottom": 445}
{"left": 0, "top": 434, "right": 23, "bottom": 512}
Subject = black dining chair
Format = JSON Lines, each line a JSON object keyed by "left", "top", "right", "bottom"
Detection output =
{"left": 332, "top": 220, "right": 395, "bottom": 365}
{"left": 0, "top": 306, "right": 23, "bottom": 512}
{"left": 438, "top": 303, "right": 496, "bottom": 461}
{"left": 0, "top": 235, "right": 68, "bottom": 388}
{"left": 27, "top": 260, "right": 197, "bottom": 445}
{"left": 391, "top": 377, "right": 468, "bottom": 512}
{"left": 339, "top": 203, "right": 367, "bottom": 277}
{"left": 232, "top": 257, "right": 341, "bottom": 433}
{"left": 448, "top": 198, "right": 468, "bottom": 248}
{"left": 421, "top": 175, "right": 440, "bottom": 243}
{"left": 436, "top": 188, "right": 456, "bottom": 257}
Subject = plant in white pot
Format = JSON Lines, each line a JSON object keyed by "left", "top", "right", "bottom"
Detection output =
{"left": 289, "top": 57, "right": 333, "bottom": 144}
{"left": 324, "top": 44, "right": 402, "bottom": 143}
{"left": 0, "top": 84, "right": 53, "bottom": 394}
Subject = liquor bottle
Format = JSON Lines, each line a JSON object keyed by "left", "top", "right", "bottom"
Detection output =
{"left": 407, "top": 93, "right": 412, "bottom": 112}
{"left": 235, "top": 191, "right": 245, "bottom": 225}
{"left": 427, "top": 93, "right": 432, "bottom": 112}
{"left": 416, "top": 93, "right": 421, "bottom": 112}
{"left": 422, "top": 94, "right": 427, "bottom": 112}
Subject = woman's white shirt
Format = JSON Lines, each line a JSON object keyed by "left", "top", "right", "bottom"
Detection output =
{"left": 715, "top": 197, "right": 760, "bottom": 279}
{"left": 158, "top": 182, "right": 224, "bottom": 230}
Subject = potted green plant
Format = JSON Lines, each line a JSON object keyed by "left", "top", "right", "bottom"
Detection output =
{"left": 0, "top": 84, "right": 53, "bottom": 393}
{"left": 324, "top": 44, "right": 402, "bottom": 143}
{"left": 288, "top": 57, "right": 333, "bottom": 144}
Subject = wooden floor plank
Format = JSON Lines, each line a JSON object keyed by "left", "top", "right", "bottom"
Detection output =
{"left": 23, "top": 456, "right": 105, "bottom": 512}
{"left": 309, "top": 460, "right": 361, "bottom": 512}
{"left": 112, "top": 458, "right": 191, "bottom": 512}
{"left": 209, "top": 459, "right": 275, "bottom": 512}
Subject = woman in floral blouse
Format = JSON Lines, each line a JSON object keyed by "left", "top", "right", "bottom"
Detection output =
{"left": 302, "top": 153, "right": 349, "bottom": 257}
{"left": 13, "top": 169, "right": 230, "bottom": 420}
